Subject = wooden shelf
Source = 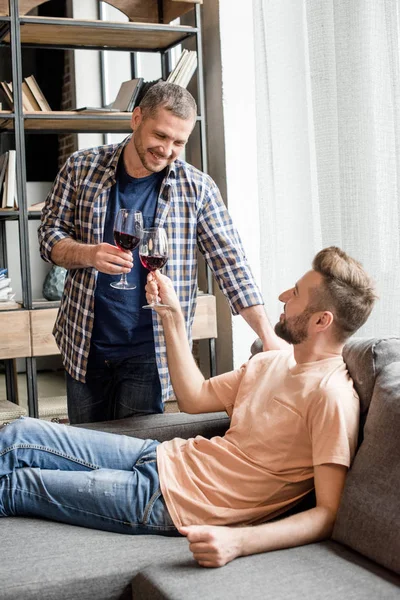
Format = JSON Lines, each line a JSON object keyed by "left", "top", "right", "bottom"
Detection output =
{"left": 0, "top": 110, "right": 132, "bottom": 132}
{"left": 0, "top": 1, "right": 201, "bottom": 24}
{"left": 1, "top": 16, "right": 196, "bottom": 51}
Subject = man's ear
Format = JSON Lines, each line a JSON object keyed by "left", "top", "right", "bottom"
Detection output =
{"left": 315, "top": 311, "right": 334, "bottom": 332}
{"left": 131, "top": 106, "right": 142, "bottom": 131}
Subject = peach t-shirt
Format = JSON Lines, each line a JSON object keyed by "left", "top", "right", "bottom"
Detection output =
{"left": 157, "top": 349, "right": 359, "bottom": 528}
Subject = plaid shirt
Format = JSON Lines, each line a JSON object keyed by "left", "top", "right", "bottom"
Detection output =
{"left": 38, "top": 136, "right": 264, "bottom": 402}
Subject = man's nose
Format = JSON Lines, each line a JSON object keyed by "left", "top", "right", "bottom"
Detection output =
{"left": 279, "top": 288, "right": 292, "bottom": 302}
{"left": 157, "top": 142, "right": 173, "bottom": 158}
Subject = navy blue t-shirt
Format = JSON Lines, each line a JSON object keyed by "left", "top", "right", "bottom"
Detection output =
{"left": 89, "top": 158, "right": 166, "bottom": 364}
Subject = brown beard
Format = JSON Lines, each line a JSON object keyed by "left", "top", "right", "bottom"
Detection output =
{"left": 274, "top": 309, "right": 313, "bottom": 345}
{"left": 133, "top": 125, "right": 171, "bottom": 174}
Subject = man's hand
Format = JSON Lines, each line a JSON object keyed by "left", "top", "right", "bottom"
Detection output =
{"left": 145, "top": 270, "right": 182, "bottom": 316}
{"left": 179, "top": 525, "right": 244, "bottom": 568}
{"left": 90, "top": 242, "right": 133, "bottom": 275}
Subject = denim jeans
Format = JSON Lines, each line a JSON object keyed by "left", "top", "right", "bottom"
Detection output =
{"left": 0, "top": 417, "right": 178, "bottom": 536}
{"left": 66, "top": 353, "right": 163, "bottom": 424}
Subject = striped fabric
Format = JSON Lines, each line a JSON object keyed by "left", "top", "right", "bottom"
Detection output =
{"left": 38, "top": 136, "right": 264, "bottom": 402}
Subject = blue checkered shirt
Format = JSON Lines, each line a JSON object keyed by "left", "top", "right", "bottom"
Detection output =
{"left": 38, "top": 136, "right": 264, "bottom": 402}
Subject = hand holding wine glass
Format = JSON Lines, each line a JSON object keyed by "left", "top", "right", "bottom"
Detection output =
{"left": 111, "top": 209, "right": 143, "bottom": 290}
{"left": 139, "top": 227, "right": 169, "bottom": 309}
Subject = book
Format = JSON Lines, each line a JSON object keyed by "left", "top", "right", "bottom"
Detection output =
{"left": 126, "top": 78, "right": 144, "bottom": 111}
{"left": 8, "top": 81, "right": 34, "bottom": 112}
{"left": 22, "top": 81, "right": 41, "bottom": 111}
{"left": 0, "top": 81, "right": 13, "bottom": 109}
{"left": 0, "top": 152, "right": 8, "bottom": 195}
{"left": 24, "top": 75, "right": 51, "bottom": 111}
{"left": 177, "top": 52, "right": 198, "bottom": 88}
{"left": 2, "top": 150, "right": 17, "bottom": 209}
{"left": 167, "top": 49, "right": 190, "bottom": 84}
{"left": 113, "top": 78, "right": 143, "bottom": 111}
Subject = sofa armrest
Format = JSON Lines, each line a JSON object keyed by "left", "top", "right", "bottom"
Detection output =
{"left": 74, "top": 411, "right": 230, "bottom": 442}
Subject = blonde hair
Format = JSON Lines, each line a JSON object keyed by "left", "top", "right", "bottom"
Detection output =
{"left": 311, "top": 246, "right": 378, "bottom": 341}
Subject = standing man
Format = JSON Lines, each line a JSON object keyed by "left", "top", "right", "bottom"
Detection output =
{"left": 39, "top": 82, "right": 284, "bottom": 424}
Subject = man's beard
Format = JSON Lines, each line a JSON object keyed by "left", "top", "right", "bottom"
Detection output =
{"left": 274, "top": 309, "right": 313, "bottom": 345}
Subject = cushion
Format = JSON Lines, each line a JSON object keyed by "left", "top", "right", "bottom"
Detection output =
{"left": 342, "top": 337, "right": 400, "bottom": 418}
{"left": 0, "top": 517, "right": 189, "bottom": 600}
{"left": 332, "top": 361, "right": 400, "bottom": 574}
{"left": 131, "top": 540, "right": 400, "bottom": 599}
{"left": 76, "top": 411, "right": 230, "bottom": 442}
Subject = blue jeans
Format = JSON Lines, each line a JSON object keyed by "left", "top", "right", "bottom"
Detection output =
{"left": 66, "top": 353, "right": 163, "bottom": 424}
{"left": 0, "top": 417, "right": 178, "bottom": 536}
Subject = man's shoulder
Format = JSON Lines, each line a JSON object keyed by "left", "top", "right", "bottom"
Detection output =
{"left": 67, "top": 138, "right": 126, "bottom": 169}
{"left": 173, "top": 159, "right": 216, "bottom": 189}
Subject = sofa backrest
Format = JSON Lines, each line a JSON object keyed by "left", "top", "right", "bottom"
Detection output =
{"left": 333, "top": 338, "right": 400, "bottom": 575}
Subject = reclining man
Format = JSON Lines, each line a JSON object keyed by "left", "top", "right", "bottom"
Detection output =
{"left": 0, "top": 247, "right": 377, "bottom": 568}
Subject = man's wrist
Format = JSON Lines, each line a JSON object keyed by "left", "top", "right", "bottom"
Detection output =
{"left": 160, "top": 308, "right": 184, "bottom": 329}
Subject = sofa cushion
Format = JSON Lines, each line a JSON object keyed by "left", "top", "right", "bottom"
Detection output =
{"left": 332, "top": 360, "right": 400, "bottom": 575}
{"left": 130, "top": 540, "right": 400, "bottom": 599}
{"left": 76, "top": 411, "right": 230, "bottom": 442}
{"left": 0, "top": 517, "right": 190, "bottom": 600}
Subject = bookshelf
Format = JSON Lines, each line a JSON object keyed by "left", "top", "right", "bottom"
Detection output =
{"left": 0, "top": 0, "right": 214, "bottom": 419}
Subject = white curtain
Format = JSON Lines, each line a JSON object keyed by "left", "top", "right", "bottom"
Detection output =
{"left": 253, "top": 0, "right": 400, "bottom": 337}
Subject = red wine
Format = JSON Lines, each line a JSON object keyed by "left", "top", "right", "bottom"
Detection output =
{"left": 114, "top": 231, "right": 140, "bottom": 251}
{"left": 140, "top": 254, "right": 168, "bottom": 271}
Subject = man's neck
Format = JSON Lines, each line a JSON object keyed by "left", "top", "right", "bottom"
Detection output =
{"left": 292, "top": 338, "right": 344, "bottom": 364}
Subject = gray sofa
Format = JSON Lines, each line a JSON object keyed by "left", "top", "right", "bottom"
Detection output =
{"left": 1, "top": 338, "right": 399, "bottom": 599}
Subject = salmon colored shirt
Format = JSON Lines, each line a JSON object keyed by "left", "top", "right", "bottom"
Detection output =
{"left": 157, "top": 350, "right": 359, "bottom": 528}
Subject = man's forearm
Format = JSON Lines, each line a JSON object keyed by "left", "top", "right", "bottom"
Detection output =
{"left": 238, "top": 506, "right": 336, "bottom": 557}
{"left": 239, "top": 305, "right": 289, "bottom": 351}
{"left": 51, "top": 238, "right": 95, "bottom": 269}
{"left": 161, "top": 311, "right": 206, "bottom": 412}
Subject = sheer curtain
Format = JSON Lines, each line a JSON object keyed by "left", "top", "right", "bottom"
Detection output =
{"left": 253, "top": 0, "right": 400, "bottom": 336}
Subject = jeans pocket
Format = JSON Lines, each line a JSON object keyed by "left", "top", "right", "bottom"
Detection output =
{"left": 143, "top": 488, "right": 175, "bottom": 529}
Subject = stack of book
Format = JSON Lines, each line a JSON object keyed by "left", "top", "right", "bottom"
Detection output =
{"left": 0, "top": 75, "right": 51, "bottom": 112}
{"left": 0, "top": 268, "right": 13, "bottom": 302}
{"left": 167, "top": 50, "right": 198, "bottom": 88}
{"left": 0, "top": 150, "right": 17, "bottom": 209}
{"left": 73, "top": 78, "right": 144, "bottom": 113}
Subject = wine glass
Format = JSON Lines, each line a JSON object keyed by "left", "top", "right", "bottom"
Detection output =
{"left": 110, "top": 209, "right": 143, "bottom": 290}
{"left": 139, "top": 227, "right": 169, "bottom": 309}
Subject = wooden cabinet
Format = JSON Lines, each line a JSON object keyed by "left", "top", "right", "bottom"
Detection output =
{"left": 0, "top": 310, "right": 30, "bottom": 359}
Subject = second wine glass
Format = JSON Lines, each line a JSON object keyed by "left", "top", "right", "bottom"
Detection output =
{"left": 111, "top": 209, "right": 143, "bottom": 290}
{"left": 139, "top": 227, "right": 169, "bottom": 309}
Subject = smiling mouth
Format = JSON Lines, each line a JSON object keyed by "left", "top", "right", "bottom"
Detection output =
{"left": 149, "top": 150, "right": 166, "bottom": 161}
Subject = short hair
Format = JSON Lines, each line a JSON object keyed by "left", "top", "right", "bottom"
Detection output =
{"left": 139, "top": 81, "right": 197, "bottom": 122}
{"left": 311, "top": 246, "right": 378, "bottom": 342}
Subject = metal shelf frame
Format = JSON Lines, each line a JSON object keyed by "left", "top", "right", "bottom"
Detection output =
{"left": 1, "top": 0, "right": 215, "bottom": 418}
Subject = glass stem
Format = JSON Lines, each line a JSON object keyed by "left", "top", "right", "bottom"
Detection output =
{"left": 120, "top": 272, "right": 128, "bottom": 286}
